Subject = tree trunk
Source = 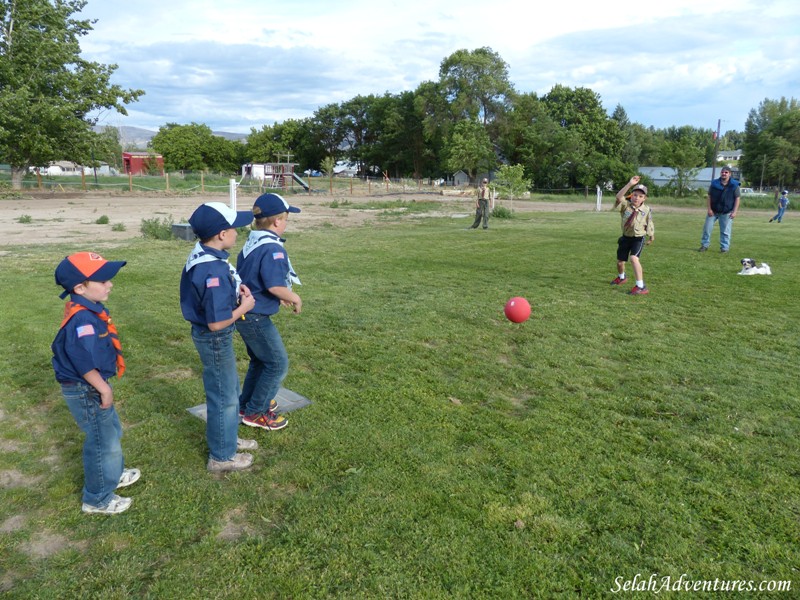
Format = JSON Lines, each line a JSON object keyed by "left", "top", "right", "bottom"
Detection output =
{"left": 11, "top": 166, "right": 27, "bottom": 190}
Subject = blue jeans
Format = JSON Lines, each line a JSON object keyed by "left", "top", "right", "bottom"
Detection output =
{"left": 62, "top": 382, "right": 124, "bottom": 507}
{"left": 236, "top": 314, "right": 288, "bottom": 416}
{"left": 701, "top": 212, "right": 733, "bottom": 251}
{"left": 191, "top": 324, "right": 240, "bottom": 462}
{"left": 772, "top": 207, "right": 786, "bottom": 222}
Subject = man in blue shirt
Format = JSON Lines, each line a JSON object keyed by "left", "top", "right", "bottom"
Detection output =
{"left": 698, "top": 166, "right": 740, "bottom": 253}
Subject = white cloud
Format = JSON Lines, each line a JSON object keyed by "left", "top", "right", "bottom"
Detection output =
{"left": 80, "top": 0, "right": 800, "bottom": 134}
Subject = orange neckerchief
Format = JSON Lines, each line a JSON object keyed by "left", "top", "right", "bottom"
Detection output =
{"left": 60, "top": 301, "right": 125, "bottom": 378}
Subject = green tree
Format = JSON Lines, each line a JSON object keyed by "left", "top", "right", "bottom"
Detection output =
{"left": 741, "top": 97, "right": 800, "bottom": 188}
{"left": 541, "top": 85, "right": 623, "bottom": 159}
{"left": 93, "top": 126, "right": 123, "bottom": 171}
{"left": 0, "top": 0, "right": 143, "bottom": 188}
{"left": 659, "top": 138, "right": 704, "bottom": 196}
{"left": 492, "top": 163, "right": 531, "bottom": 210}
{"left": 439, "top": 47, "right": 514, "bottom": 126}
{"left": 444, "top": 120, "right": 494, "bottom": 183}
{"left": 150, "top": 122, "right": 239, "bottom": 172}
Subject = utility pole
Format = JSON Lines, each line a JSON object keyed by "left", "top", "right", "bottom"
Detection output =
{"left": 710, "top": 118, "right": 721, "bottom": 181}
{"left": 759, "top": 154, "right": 766, "bottom": 191}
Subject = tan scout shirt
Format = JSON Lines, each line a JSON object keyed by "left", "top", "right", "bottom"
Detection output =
{"left": 618, "top": 201, "right": 654, "bottom": 238}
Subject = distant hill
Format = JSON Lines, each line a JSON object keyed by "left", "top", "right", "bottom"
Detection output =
{"left": 94, "top": 125, "right": 248, "bottom": 150}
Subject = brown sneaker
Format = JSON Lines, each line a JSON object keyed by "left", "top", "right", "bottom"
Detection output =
{"left": 207, "top": 453, "right": 253, "bottom": 472}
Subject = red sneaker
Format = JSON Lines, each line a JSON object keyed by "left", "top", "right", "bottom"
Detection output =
{"left": 239, "top": 399, "right": 278, "bottom": 418}
{"left": 629, "top": 285, "right": 649, "bottom": 295}
{"left": 242, "top": 411, "right": 288, "bottom": 431}
{"left": 610, "top": 276, "right": 626, "bottom": 285}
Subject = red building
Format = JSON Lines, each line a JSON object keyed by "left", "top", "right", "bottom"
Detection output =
{"left": 122, "top": 152, "right": 165, "bottom": 176}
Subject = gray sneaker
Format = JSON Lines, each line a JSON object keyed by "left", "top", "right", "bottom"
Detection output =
{"left": 207, "top": 453, "right": 253, "bottom": 472}
{"left": 237, "top": 438, "right": 259, "bottom": 451}
{"left": 82, "top": 494, "right": 132, "bottom": 515}
{"left": 697, "top": 246, "right": 708, "bottom": 252}
{"left": 116, "top": 468, "right": 141, "bottom": 489}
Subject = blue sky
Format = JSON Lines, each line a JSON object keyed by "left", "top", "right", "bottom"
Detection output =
{"left": 81, "top": 0, "right": 800, "bottom": 135}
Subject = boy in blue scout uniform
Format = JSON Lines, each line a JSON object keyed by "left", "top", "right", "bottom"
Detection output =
{"left": 52, "top": 252, "right": 140, "bottom": 514}
{"left": 236, "top": 193, "right": 302, "bottom": 430}
{"left": 770, "top": 190, "right": 789, "bottom": 223}
{"left": 180, "top": 202, "right": 259, "bottom": 472}
{"left": 611, "top": 175, "right": 655, "bottom": 295}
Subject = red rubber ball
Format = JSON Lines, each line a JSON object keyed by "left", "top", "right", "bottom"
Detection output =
{"left": 504, "top": 297, "right": 531, "bottom": 323}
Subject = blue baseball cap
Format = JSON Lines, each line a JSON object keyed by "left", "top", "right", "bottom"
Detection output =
{"left": 252, "top": 193, "right": 301, "bottom": 219}
{"left": 55, "top": 252, "right": 126, "bottom": 299}
{"left": 188, "top": 202, "right": 253, "bottom": 239}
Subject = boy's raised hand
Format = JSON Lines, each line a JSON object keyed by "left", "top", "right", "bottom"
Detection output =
{"left": 629, "top": 175, "right": 640, "bottom": 186}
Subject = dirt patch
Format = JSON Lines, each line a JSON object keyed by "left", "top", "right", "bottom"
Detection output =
{"left": 21, "top": 531, "right": 87, "bottom": 560}
{"left": 0, "top": 189, "right": 709, "bottom": 247}
{"left": 0, "top": 514, "right": 26, "bottom": 533}
{"left": 0, "top": 469, "right": 43, "bottom": 488}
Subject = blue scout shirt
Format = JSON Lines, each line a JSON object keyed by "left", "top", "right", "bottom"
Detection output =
{"left": 52, "top": 295, "right": 118, "bottom": 383}
{"left": 180, "top": 243, "right": 240, "bottom": 328}
{"left": 236, "top": 230, "right": 298, "bottom": 316}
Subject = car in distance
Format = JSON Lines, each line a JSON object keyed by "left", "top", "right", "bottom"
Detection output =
{"left": 740, "top": 187, "right": 768, "bottom": 197}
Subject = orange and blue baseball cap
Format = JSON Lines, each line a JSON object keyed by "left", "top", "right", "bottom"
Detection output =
{"left": 55, "top": 252, "right": 126, "bottom": 298}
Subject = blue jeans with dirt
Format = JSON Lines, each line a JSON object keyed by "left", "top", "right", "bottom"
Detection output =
{"left": 236, "top": 314, "right": 289, "bottom": 416}
{"left": 62, "top": 381, "right": 124, "bottom": 508}
{"left": 772, "top": 206, "right": 786, "bottom": 222}
{"left": 701, "top": 212, "right": 733, "bottom": 251}
{"left": 191, "top": 324, "right": 240, "bottom": 462}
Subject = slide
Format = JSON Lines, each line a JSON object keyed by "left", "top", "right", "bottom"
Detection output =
{"left": 292, "top": 172, "right": 309, "bottom": 191}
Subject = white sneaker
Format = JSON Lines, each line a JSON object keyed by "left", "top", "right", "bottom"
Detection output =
{"left": 116, "top": 468, "right": 141, "bottom": 489}
{"left": 207, "top": 453, "right": 253, "bottom": 472}
{"left": 237, "top": 438, "right": 259, "bottom": 451}
{"left": 82, "top": 494, "right": 132, "bottom": 515}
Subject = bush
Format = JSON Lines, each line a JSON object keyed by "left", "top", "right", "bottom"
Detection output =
{"left": 95, "top": 215, "right": 110, "bottom": 224}
{"left": 140, "top": 215, "right": 174, "bottom": 240}
{"left": 111, "top": 223, "right": 126, "bottom": 232}
{"left": 492, "top": 206, "right": 513, "bottom": 219}
{"left": 17, "top": 214, "right": 32, "bottom": 224}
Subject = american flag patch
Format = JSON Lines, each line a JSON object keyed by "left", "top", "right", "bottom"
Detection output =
{"left": 272, "top": 251, "right": 285, "bottom": 260}
{"left": 76, "top": 324, "right": 95, "bottom": 338}
{"left": 206, "top": 277, "right": 220, "bottom": 288}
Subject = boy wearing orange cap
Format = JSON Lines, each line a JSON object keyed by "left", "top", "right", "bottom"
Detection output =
{"left": 52, "top": 252, "right": 140, "bottom": 515}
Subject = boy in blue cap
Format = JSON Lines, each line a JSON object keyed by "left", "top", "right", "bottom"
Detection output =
{"left": 52, "top": 252, "right": 140, "bottom": 514}
{"left": 180, "top": 202, "right": 259, "bottom": 472}
{"left": 236, "top": 193, "right": 302, "bottom": 430}
{"left": 770, "top": 190, "right": 789, "bottom": 223}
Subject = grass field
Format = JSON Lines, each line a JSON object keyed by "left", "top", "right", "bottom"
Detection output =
{"left": 0, "top": 207, "right": 798, "bottom": 598}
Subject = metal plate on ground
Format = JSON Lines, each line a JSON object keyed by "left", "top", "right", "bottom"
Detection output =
{"left": 186, "top": 387, "right": 312, "bottom": 422}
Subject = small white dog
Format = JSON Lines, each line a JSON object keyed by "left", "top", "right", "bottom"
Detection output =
{"left": 738, "top": 258, "right": 771, "bottom": 275}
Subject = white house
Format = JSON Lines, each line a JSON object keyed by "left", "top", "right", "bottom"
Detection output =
{"left": 717, "top": 149, "right": 743, "bottom": 162}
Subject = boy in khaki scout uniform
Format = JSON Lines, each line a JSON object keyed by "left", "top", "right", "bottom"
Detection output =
{"left": 610, "top": 175, "right": 655, "bottom": 295}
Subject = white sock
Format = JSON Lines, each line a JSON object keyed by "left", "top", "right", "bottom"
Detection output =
{"left": 636, "top": 279, "right": 644, "bottom": 288}
{"left": 618, "top": 273, "right": 626, "bottom": 279}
